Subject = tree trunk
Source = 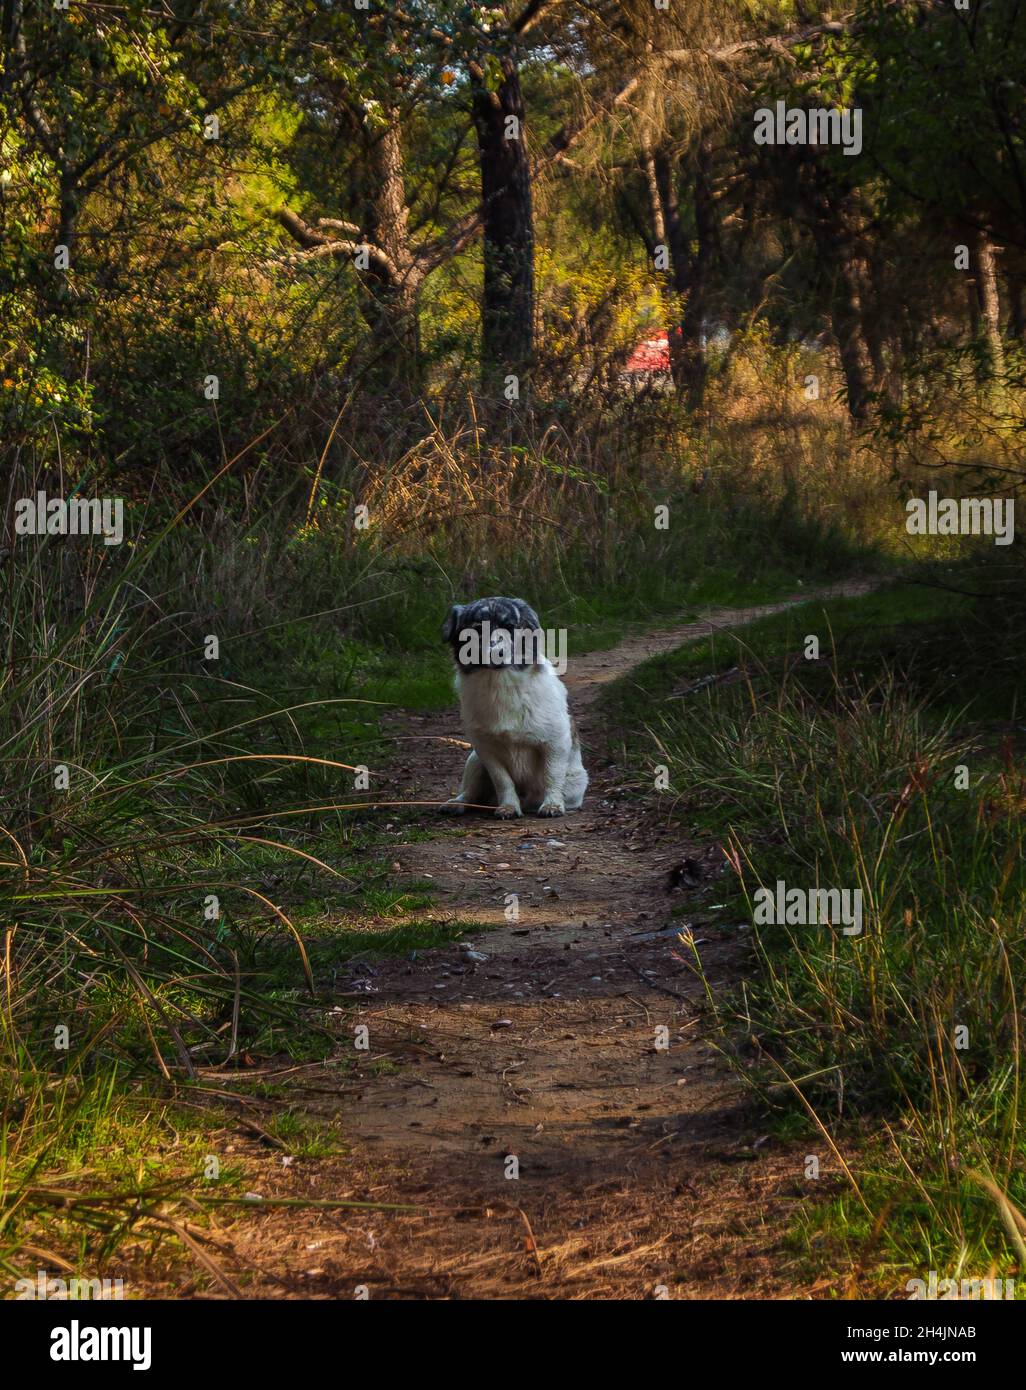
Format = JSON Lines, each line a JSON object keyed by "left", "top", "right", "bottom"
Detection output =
{"left": 56, "top": 169, "right": 79, "bottom": 260}
{"left": 862, "top": 258, "right": 887, "bottom": 389}
{"left": 863, "top": 256, "right": 902, "bottom": 409}
{"left": 972, "top": 227, "right": 1004, "bottom": 378}
{"left": 832, "top": 251, "right": 875, "bottom": 423}
{"left": 362, "top": 116, "right": 422, "bottom": 395}
{"left": 811, "top": 188, "right": 874, "bottom": 423}
{"left": 673, "top": 142, "right": 714, "bottom": 411}
{"left": 470, "top": 56, "right": 535, "bottom": 396}
{"left": 640, "top": 136, "right": 678, "bottom": 383}
{"left": 642, "top": 141, "right": 713, "bottom": 410}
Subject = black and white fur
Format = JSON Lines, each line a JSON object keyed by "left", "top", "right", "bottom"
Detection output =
{"left": 441, "top": 596, "right": 588, "bottom": 819}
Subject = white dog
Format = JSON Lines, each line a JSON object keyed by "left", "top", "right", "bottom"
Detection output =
{"left": 441, "top": 596, "right": 588, "bottom": 819}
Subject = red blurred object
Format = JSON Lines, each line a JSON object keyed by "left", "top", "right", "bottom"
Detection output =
{"left": 625, "top": 331, "right": 674, "bottom": 372}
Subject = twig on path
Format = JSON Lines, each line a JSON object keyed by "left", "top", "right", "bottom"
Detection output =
{"left": 154, "top": 1216, "right": 245, "bottom": 1299}
{"left": 516, "top": 1206, "right": 544, "bottom": 1278}
{"left": 618, "top": 953, "right": 696, "bottom": 1002}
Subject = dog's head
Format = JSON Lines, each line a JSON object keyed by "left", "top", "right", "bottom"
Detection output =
{"left": 442, "top": 596, "right": 543, "bottom": 671}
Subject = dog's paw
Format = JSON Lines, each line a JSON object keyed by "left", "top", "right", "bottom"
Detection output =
{"left": 537, "top": 800, "right": 565, "bottom": 818}
{"left": 494, "top": 803, "right": 522, "bottom": 820}
{"left": 440, "top": 798, "right": 468, "bottom": 815}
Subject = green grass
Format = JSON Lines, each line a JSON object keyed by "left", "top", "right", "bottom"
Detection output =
{"left": 604, "top": 582, "right": 979, "bottom": 735}
{"left": 603, "top": 570, "right": 1026, "bottom": 1293}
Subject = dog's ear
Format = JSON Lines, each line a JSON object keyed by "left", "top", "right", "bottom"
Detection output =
{"left": 515, "top": 599, "right": 541, "bottom": 632}
{"left": 442, "top": 604, "right": 463, "bottom": 643}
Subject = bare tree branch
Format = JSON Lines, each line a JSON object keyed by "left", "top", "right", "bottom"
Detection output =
{"left": 271, "top": 208, "right": 398, "bottom": 279}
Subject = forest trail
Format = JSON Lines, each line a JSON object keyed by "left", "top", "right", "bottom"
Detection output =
{"left": 192, "top": 580, "right": 875, "bottom": 1300}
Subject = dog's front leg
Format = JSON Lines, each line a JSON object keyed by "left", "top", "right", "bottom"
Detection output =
{"left": 441, "top": 750, "right": 489, "bottom": 814}
{"left": 537, "top": 745, "right": 571, "bottom": 817}
{"left": 475, "top": 745, "right": 522, "bottom": 819}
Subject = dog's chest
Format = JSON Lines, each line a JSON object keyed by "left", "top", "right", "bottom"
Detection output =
{"left": 458, "top": 668, "right": 557, "bottom": 742}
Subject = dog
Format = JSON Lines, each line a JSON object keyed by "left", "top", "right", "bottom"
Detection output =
{"left": 441, "top": 596, "right": 588, "bottom": 819}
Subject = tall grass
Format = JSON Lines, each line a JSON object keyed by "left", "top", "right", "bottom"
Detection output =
{"left": 0, "top": 473, "right": 384, "bottom": 1276}
{"left": 609, "top": 590, "right": 1026, "bottom": 1287}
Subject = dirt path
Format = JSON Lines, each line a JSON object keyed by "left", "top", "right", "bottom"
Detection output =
{"left": 194, "top": 581, "right": 874, "bottom": 1300}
